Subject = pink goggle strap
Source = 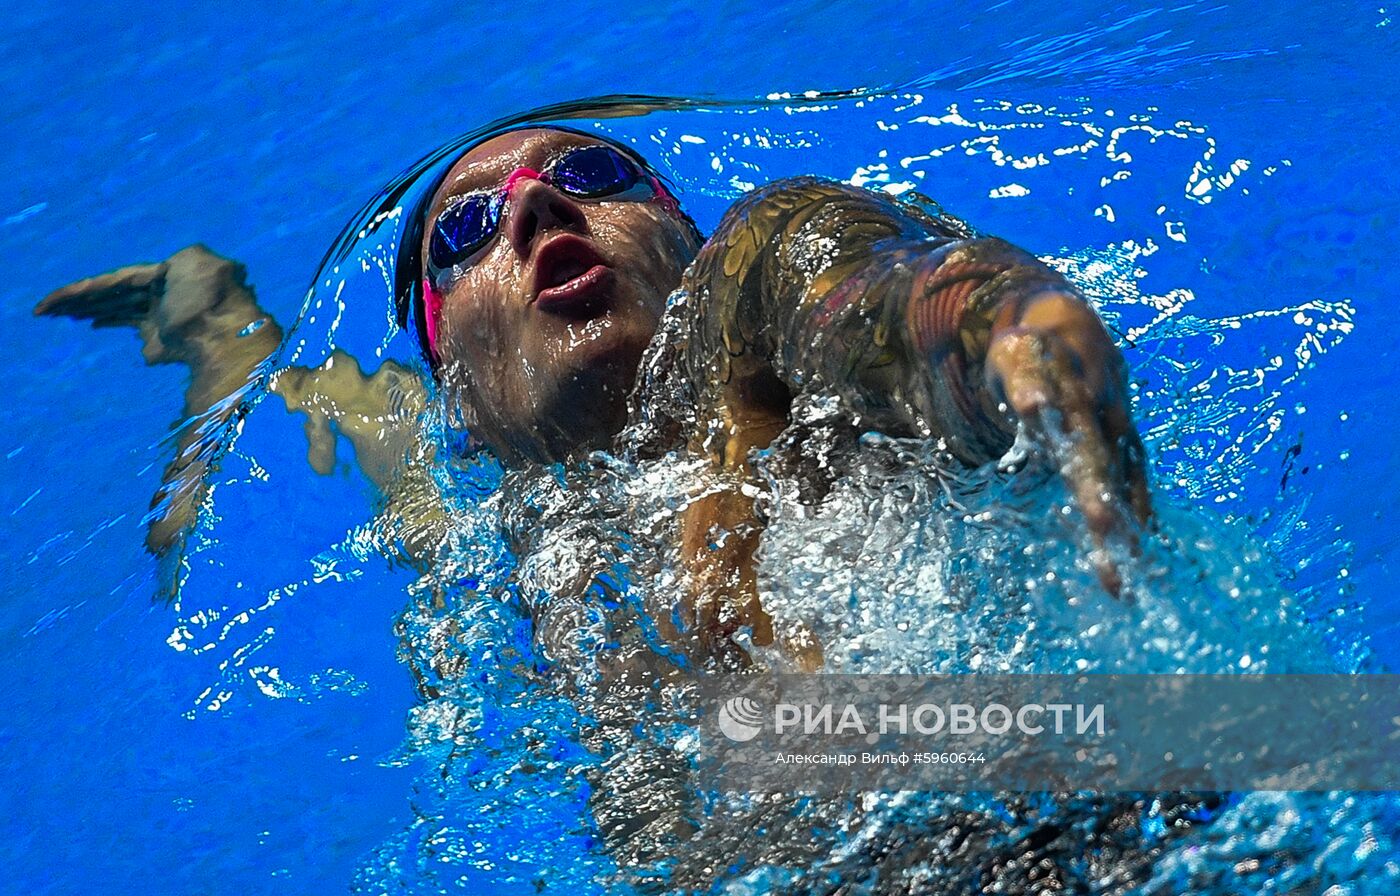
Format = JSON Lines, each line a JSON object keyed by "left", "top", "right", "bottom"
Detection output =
{"left": 421, "top": 277, "right": 443, "bottom": 366}
{"left": 648, "top": 176, "right": 682, "bottom": 216}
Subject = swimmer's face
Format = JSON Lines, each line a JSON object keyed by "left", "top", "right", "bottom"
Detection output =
{"left": 422, "top": 128, "right": 701, "bottom": 462}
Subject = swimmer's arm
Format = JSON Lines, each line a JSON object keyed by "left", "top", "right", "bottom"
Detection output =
{"left": 36, "top": 246, "right": 284, "bottom": 558}
{"left": 680, "top": 177, "right": 1149, "bottom": 592}
{"left": 35, "top": 245, "right": 443, "bottom": 567}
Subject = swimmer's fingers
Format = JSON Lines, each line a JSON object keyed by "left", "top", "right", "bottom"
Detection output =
{"left": 34, "top": 261, "right": 169, "bottom": 327}
{"left": 987, "top": 329, "right": 1142, "bottom": 595}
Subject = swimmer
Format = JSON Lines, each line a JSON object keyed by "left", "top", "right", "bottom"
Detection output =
{"left": 35, "top": 125, "right": 1149, "bottom": 669}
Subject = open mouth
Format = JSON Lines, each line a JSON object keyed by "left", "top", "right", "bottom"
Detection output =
{"left": 532, "top": 234, "right": 614, "bottom": 317}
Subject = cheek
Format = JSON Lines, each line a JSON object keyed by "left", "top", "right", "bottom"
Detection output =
{"left": 598, "top": 209, "right": 696, "bottom": 294}
{"left": 437, "top": 275, "right": 517, "bottom": 372}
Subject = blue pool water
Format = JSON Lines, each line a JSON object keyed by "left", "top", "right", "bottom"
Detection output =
{"left": 2, "top": 2, "right": 1397, "bottom": 894}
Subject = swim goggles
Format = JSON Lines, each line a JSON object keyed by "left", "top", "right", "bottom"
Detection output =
{"left": 426, "top": 144, "right": 671, "bottom": 274}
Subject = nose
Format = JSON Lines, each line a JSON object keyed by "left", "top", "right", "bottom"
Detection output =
{"left": 504, "top": 176, "right": 589, "bottom": 258}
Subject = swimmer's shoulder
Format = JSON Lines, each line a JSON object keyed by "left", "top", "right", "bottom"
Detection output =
{"left": 713, "top": 175, "right": 978, "bottom": 249}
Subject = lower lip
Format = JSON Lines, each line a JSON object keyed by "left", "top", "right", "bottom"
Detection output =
{"left": 535, "top": 264, "right": 614, "bottom": 313}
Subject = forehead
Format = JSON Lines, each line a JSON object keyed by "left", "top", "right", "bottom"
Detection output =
{"left": 427, "top": 128, "right": 619, "bottom": 220}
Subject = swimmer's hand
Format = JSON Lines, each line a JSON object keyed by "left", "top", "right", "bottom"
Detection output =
{"left": 35, "top": 245, "right": 282, "bottom": 572}
{"left": 985, "top": 291, "right": 1151, "bottom": 595}
{"left": 37, "top": 246, "right": 441, "bottom": 580}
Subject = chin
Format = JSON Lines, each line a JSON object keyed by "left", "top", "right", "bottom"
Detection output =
{"left": 510, "top": 340, "right": 641, "bottom": 461}
{"left": 549, "top": 308, "right": 654, "bottom": 385}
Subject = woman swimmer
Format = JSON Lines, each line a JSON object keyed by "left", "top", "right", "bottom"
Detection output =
{"left": 35, "top": 124, "right": 1149, "bottom": 668}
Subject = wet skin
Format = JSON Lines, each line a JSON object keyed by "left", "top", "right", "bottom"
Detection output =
{"left": 421, "top": 129, "right": 702, "bottom": 463}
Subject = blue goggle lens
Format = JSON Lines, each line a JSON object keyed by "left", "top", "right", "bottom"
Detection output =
{"left": 429, "top": 192, "right": 499, "bottom": 271}
{"left": 551, "top": 145, "right": 645, "bottom": 198}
